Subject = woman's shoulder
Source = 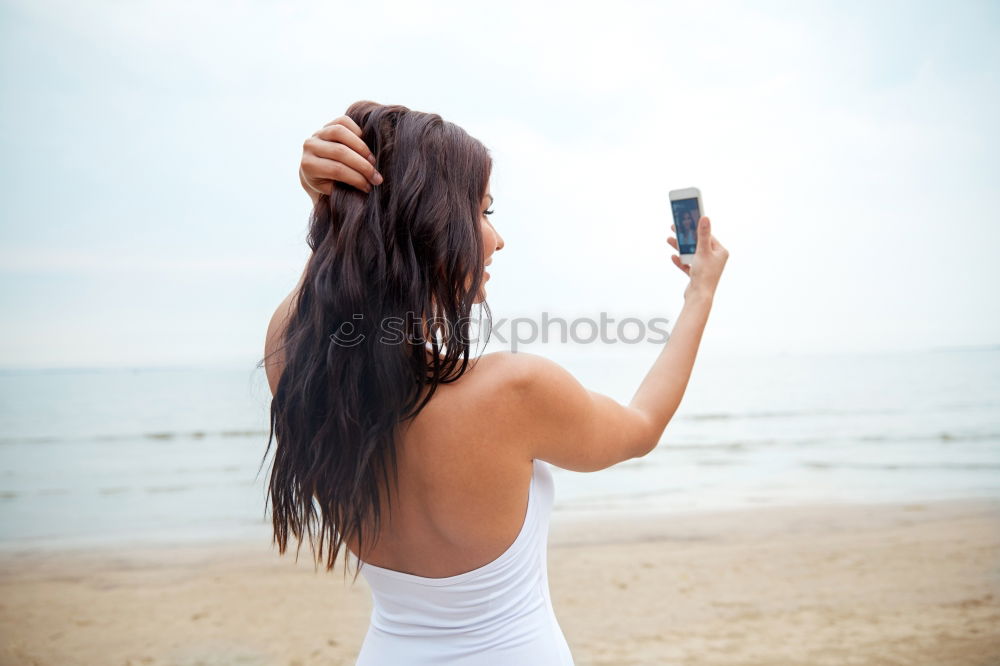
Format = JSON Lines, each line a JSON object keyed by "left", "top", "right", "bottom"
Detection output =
{"left": 459, "top": 351, "right": 582, "bottom": 422}
{"left": 423, "top": 350, "right": 558, "bottom": 418}
{"left": 468, "top": 350, "right": 564, "bottom": 391}
{"left": 406, "top": 352, "right": 540, "bottom": 456}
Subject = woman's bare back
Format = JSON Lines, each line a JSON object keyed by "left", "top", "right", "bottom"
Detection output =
{"left": 342, "top": 351, "right": 535, "bottom": 579}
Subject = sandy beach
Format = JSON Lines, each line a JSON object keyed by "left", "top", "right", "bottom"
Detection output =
{"left": 1, "top": 497, "right": 998, "bottom": 665}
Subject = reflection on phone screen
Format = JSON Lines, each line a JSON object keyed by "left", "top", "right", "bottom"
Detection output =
{"left": 670, "top": 198, "right": 700, "bottom": 255}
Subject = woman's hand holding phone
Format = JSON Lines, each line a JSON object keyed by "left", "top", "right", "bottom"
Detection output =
{"left": 668, "top": 216, "right": 729, "bottom": 301}
{"left": 299, "top": 115, "right": 384, "bottom": 204}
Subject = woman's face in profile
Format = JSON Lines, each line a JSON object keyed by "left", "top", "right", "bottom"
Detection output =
{"left": 475, "top": 187, "right": 504, "bottom": 303}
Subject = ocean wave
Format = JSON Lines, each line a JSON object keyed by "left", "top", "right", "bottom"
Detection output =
{"left": 0, "top": 429, "right": 270, "bottom": 446}
{"left": 683, "top": 408, "right": 904, "bottom": 421}
{"left": 2, "top": 428, "right": 997, "bottom": 451}
{"left": 0, "top": 479, "right": 261, "bottom": 500}
{"left": 683, "top": 404, "right": 999, "bottom": 421}
{"left": 801, "top": 461, "right": 1000, "bottom": 471}
{"left": 860, "top": 432, "right": 1000, "bottom": 443}
{"left": 662, "top": 432, "right": 1000, "bottom": 451}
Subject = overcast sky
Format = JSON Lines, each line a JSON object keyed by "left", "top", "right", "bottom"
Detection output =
{"left": 1, "top": 0, "right": 997, "bottom": 368}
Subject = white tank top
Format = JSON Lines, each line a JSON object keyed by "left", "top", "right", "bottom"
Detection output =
{"left": 351, "top": 458, "right": 575, "bottom": 665}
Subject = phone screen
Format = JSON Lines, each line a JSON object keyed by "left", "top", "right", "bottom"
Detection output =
{"left": 670, "top": 198, "right": 701, "bottom": 255}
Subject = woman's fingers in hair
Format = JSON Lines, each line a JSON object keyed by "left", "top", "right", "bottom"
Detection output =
{"left": 320, "top": 116, "right": 377, "bottom": 167}
{"left": 306, "top": 130, "right": 381, "bottom": 185}
{"left": 323, "top": 115, "right": 362, "bottom": 134}
{"left": 301, "top": 148, "right": 372, "bottom": 194}
{"left": 302, "top": 124, "right": 383, "bottom": 194}
{"left": 312, "top": 123, "right": 381, "bottom": 182}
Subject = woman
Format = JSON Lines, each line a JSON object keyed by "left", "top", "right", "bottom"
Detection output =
{"left": 262, "top": 101, "right": 729, "bottom": 665}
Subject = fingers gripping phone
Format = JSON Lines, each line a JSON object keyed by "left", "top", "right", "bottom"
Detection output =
{"left": 669, "top": 187, "right": 703, "bottom": 266}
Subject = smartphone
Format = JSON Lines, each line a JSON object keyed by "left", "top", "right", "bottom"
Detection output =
{"left": 669, "top": 187, "right": 703, "bottom": 266}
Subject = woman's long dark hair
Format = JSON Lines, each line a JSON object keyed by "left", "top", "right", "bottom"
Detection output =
{"left": 258, "top": 101, "right": 493, "bottom": 581}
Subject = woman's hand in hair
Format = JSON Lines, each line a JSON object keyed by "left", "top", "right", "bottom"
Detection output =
{"left": 299, "top": 115, "right": 384, "bottom": 205}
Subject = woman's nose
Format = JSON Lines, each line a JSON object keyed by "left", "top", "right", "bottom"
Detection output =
{"left": 494, "top": 230, "right": 505, "bottom": 251}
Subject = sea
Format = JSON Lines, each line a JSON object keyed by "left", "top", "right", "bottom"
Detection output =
{"left": 1, "top": 345, "right": 998, "bottom": 551}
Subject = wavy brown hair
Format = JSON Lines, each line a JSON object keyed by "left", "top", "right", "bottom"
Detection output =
{"left": 258, "top": 101, "right": 493, "bottom": 581}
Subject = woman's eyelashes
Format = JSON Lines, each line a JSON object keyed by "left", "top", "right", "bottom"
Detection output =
{"left": 484, "top": 208, "right": 494, "bottom": 216}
